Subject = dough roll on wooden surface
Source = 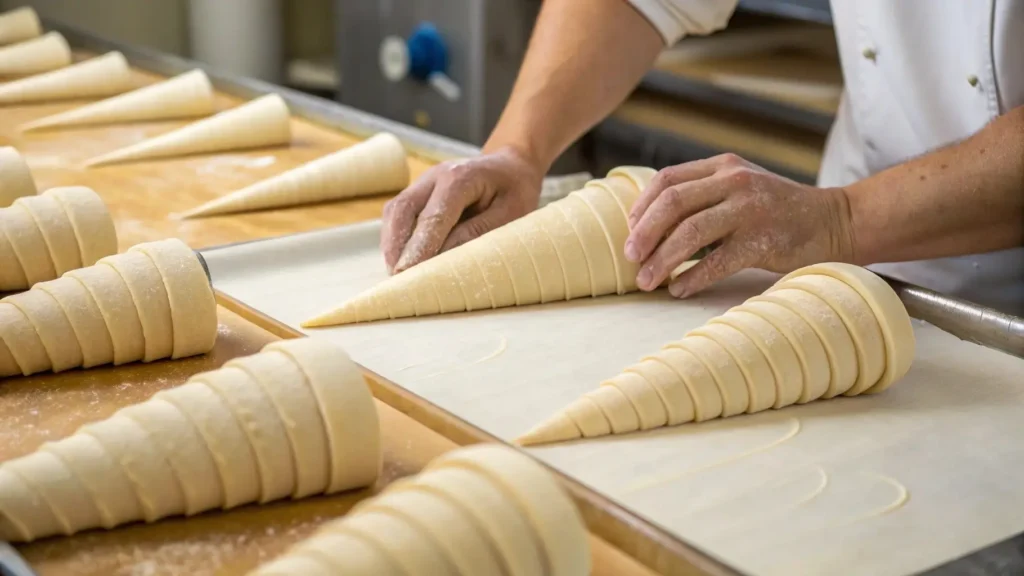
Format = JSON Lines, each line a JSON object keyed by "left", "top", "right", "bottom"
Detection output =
{"left": 181, "top": 132, "right": 410, "bottom": 219}
{"left": 303, "top": 166, "right": 656, "bottom": 328}
{"left": 0, "top": 146, "right": 37, "bottom": 208}
{"left": 84, "top": 93, "right": 292, "bottom": 168}
{"left": 0, "top": 238, "right": 217, "bottom": 378}
{"left": 0, "top": 6, "right": 42, "bottom": 46}
{"left": 249, "top": 444, "right": 589, "bottom": 576}
{"left": 517, "top": 263, "right": 915, "bottom": 446}
{"left": 0, "top": 32, "right": 70, "bottom": 77}
{"left": 0, "top": 51, "right": 131, "bottom": 105}
{"left": 0, "top": 338, "right": 380, "bottom": 542}
{"left": 20, "top": 69, "right": 216, "bottom": 132}
{"left": 0, "top": 187, "right": 116, "bottom": 292}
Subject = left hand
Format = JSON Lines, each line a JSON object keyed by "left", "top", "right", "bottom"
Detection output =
{"left": 624, "top": 153, "right": 856, "bottom": 298}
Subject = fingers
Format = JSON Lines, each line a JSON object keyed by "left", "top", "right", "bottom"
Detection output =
{"left": 381, "top": 175, "right": 435, "bottom": 273}
{"left": 394, "top": 178, "right": 483, "bottom": 273}
{"left": 441, "top": 208, "right": 507, "bottom": 252}
{"left": 635, "top": 202, "right": 737, "bottom": 291}
{"left": 625, "top": 177, "right": 727, "bottom": 264}
{"left": 627, "top": 153, "right": 747, "bottom": 228}
{"left": 668, "top": 240, "right": 755, "bottom": 298}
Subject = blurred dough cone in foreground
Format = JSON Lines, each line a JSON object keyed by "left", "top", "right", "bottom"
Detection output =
{"left": 249, "top": 444, "right": 589, "bottom": 576}
{"left": 0, "top": 146, "right": 37, "bottom": 207}
{"left": 517, "top": 263, "right": 915, "bottom": 446}
{"left": 0, "top": 31, "right": 69, "bottom": 77}
{"left": 0, "top": 338, "right": 381, "bottom": 542}
{"left": 0, "top": 6, "right": 42, "bottom": 45}
{"left": 182, "top": 132, "right": 409, "bottom": 218}
{"left": 0, "top": 51, "right": 131, "bottom": 105}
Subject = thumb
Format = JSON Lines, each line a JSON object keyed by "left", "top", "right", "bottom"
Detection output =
{"left": 667, "top": 243, "right": 749, "bottom": 299}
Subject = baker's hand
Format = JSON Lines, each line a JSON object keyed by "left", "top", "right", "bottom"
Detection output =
{"left": 624, "top": 154, "right": 856, "bottom": 298}
{"left": 381, "top": 146, "right": 544, "bottom": 274}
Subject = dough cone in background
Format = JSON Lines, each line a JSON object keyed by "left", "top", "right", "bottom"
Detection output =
{"left": 0, "top": 51, "right": 131, "bottom": 106}
{"left": 0, "top": 338, "right": 380, "bottom": 542}
{"left": 0, "top": 147, "right": 37, "bottom": 207}
{"left": 0, "top": 238, "right": 217, "bottom": 378}
{"left": 517, "top": 263, "right": 915, "bottom": 446}
{"left": 0, "top": 186, "right": 116, "bottom": 292}
{"left": 249, "top": 444, "right": 589, "bottom": 576}
{"left": 0, "top": 6, "right": 42, "bottom": 46}
{"left": 0, "top": 32, "right": 70, "bottom": 77}
{"left": 181, "top": 132, "right": 409, "bottom": 219}
{"left": 303, "top": 166, "right": 657, "bottom": 327}
{"left": 20, "top": 69, "right": 216, "bottom": 132}
{"left": 84, "top": 93, "right": 291, "bottom": 168}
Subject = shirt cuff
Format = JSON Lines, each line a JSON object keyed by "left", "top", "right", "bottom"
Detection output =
{"left": 627, "top": 0, "right": 738, "bottom": 46}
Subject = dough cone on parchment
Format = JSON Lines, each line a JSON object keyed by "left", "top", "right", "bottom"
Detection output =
{"left": 517, "top": 262, "right": 916, "bottom": 446}
{"left": 0, "top": 51, "right": 131, "bottom": 106}
{"left": 180, "top": 132, "right": 410, "bottom": 219}
{"left": 20, "top": 69, "right": 216, "bottom": 132}
{"left": 303, "top": 166, "right": 658, "bottom": 328}
{"left": 0, "top": 338, "right": 381, "bottom": 542}
{"left": 0, "top": 186, "right": 116, "bottom": 291}
{"left": 84, "top": 93, "right": 292, "bottom": 168}
{"left": 249, "top": 444, "right": 589, "bottom": 576}
{"left": 0, "top": 6, "right": 42, "bottom": 46}
{"left": 0, "top": 238, "right": 217, "bottom": 378}
{"left": 0, "top": 147, "right": 37, "bottom": 208}
{"left": 0, "top": 32, "right": 70, "bottom": 77}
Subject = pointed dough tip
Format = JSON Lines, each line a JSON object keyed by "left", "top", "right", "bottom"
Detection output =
{"left": 301, "top": 307, "right": 357, "bottom": 328}
{"left": 516, "top": 413, "right": 582, "bottom": 446}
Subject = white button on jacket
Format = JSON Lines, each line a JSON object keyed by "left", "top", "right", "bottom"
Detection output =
{"left": 629, "top": 0, "right": 1024, "bottom": 315}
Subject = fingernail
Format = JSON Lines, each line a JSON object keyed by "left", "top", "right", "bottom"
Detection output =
{"left": 637, "top": 267, "right": 652, "bottom": 289}
{"left": 670, "top": 283, "right": 689, "bottom": 298}
{"left": 624, "top": 241, "right": 639, "bottom": 262}
{"left": 627, "top": 214, "right": 638, "bottom": 228}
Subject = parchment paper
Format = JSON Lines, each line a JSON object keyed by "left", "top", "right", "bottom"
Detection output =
{"left": 203, "top": 221, "right": 1024, "bottom": 576}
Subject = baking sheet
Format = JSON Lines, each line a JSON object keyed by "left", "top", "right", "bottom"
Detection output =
{"left": 203, "top": 221, "right": 1024, "bottom": 576}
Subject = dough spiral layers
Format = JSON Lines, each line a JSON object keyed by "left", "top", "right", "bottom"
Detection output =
{"left": 0, "top": 338, "right": 381, "bottom": 542}
{"left": 517, "top": 263, "right": 916, "bottom": 446}
{"left": 0, "top": 147, "right": 36, "bottom": 208}
{"left": 0, "top": 51, "right": 131, "bottom": 105}
{"left": 0, "top": 6, "right": 42, "bottom": 46}
{"left": 0, "top": 186, "right": 116, "bottom": 291}
{"left": 249, "top": 444, "right": 589, "bottom": 576}
{"left": 0, "top": 238, "right": 216, "bottom": 377}
{"left": 0, "top": 31, "right": 70, "bottom": 77}
{"left": 303, "top": 166, "right": 657, "bottom": 327}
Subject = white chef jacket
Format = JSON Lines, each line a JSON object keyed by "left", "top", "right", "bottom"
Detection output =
{"left": 629, "top": 0, "right": 1024, "bottom": 316}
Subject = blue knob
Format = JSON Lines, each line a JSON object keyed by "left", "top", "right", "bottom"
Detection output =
{"left": 406, "top": 23, "right": 449, "bottom": 81}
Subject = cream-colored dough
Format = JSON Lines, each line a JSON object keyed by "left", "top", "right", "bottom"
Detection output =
{"left": 608, "top": 166, "right": 657, "bottom": 199}
{"left": 181, "top": 132, "right": 410, "bottom": 218}
{"left": 752, "top": 289, "right": 859, "bottom": 398}
{"left": 287, "top": 531, "right": 403, "bottom": 576}
{"left": 0, "top": 223, "right": 28, "bottom": 290}
{"left": 40, "top": 433, "right": 142, "bottom": 528}
{"left": 47, "top": 187, "right": 117, "bottom": 267}
{"left": 711, "top": 310, "right": 804, "bottom": 409}
{"left": 84, "top": 93, "right": 292, "bottom": 167}
{"left": 334, "top": 510, "right": 459, "bottom": 576}
{"left": 509, "top": 218, "right": 566, "bottom": 303}
{"left": 0, "top": 338, "right": 17, "bottom": 378}
{"left": 531, "top": 204, "right": 593, "bottom": 300}
{"left": 131, "top": 238, "right": 217, "bottom": 359}
{"left": 0, "top": 301, "right": 50, "bottom": 375}
{"left": 669, "top": 336, "right": 750, "bottom": 417}
{"left": 492, "top": 225, "right": 543, "bottom": 306}
{"left": 227, "top": 349, "right": 331, "bottom": 498}
{"left": 576, "top": 179, "right": 638, "bottom": 294}
{"left": 3, "top": 289, "right": 83, "bottom": 372}
{"left": 466, "top": 239, "right": 518, "bottom": 309}
{"left": 623, "top": 359, "right": 696, "bottom": 425}
{"left": 553, "top": 194, "right": 618, "bottom": 296}
{"left": 0, "top": 51, "right": 131, "bottom": 105}
{"left": 0, "top": 467, "right": 62, "bottom": 542}
{"left": 2, "top": 451, "right": 101, "bottom": 536}
{"left": 1, "top": 203, "right": 56, "bottom": 286}
{"left": 430, "top": 445, "right": 591, "bottom": 576}
{"left": 249, "top": 555, "right": 336, "bottom": 576}
{"left": 517, "top": 398, "right": 590, "bottom": 445}
{"left": 777, "top": 262, "right": 915, "bottom": 394}
{"left": 585, "top": 385, "right": 640, "bottom": 434}
{"left": 424, "top": 257, "right": 471, "bottom": 314}
{"left": 0, "top": 146, "right": 37, "bottom": 208}
{"left": 21, "top": 69, "right": 216, "bottom": 132}
{"left": 79, "top": 414, "right": 186, "bottom": 522}
{"left": 688, "top": 323, "right": 777, "bottom": 413}
{"left": 156, "top": 382, "right": 261, "bottom": 509}
{"left": 605, "top": 371, "right": 669, "bottom": 430}
{"left": 100, "top": 251, "right": 174, "bottom": 362}
{"left": 655, "top": 347, "right": 725, "bottom": 422}
{"left": 17, "top": 193, "right": 81, "bottom": 275}
{"left": 194, "top": 367, "right": 296, "bottom": 503}
{"left": 771, "top": 274, "right": 885, "bottom": 396}
{"left": 35, "top": 276, "right": 115, "bottom": 368}
{"left": 0, "top": 6, "right": 42, "bottom": 46}
{"left": 66, "top": 265, "right": 145, "bottom": 365}
{"left": 0, "top": 32, "right": 70, "bottom": 77}
{"left": 118, "top": 397, "right": 224, "bottom": 516}
{"left": 267, "top": 339, "right": 381, "bottom": 493}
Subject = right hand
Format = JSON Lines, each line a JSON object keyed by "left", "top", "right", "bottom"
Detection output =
{"left": 381, "top": 146, "right": 544, "bottom": 274}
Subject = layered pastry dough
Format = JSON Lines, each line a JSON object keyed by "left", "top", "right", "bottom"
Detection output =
{"left": 249, "top": 445, "right": 589, "bottom": 576}
{"left": 0, "top": 32, "right": 70, "bottom": 77}
{"left": 518, "top": 263, "right": 916, "bottom": 446}
{"left": 0, "top": 146, "right": 37, "bottom": 208}
{"left": 0, "top": 6, "right": 42, "bottom": 46}
{"left": 0, "top": 238, "right": 216, "bottom": 378}
{"left": 0, "top": 51, "right": 131, "bottom": 105}
{"left": 0, "top": 338, "right": 380, "bottom": 542}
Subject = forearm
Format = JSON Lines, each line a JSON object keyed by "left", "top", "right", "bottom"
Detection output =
{"left": 847, "top": 105, "right": 1024, "bottom": 264}
{"left": 483, "top": 0, "right": 664, "bottom": 172}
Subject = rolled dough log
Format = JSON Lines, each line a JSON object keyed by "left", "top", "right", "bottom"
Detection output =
{"left": 3, "top": 289, "right": 83, "bottom": 373}
{"left": 624, "top": 358, "right": 696, "bottom": 425}
{"left": 0, "top": 146, "right": 37, "bottom": 208}
{"left": 0, "top": 467, "right": 62, "bottom": 542}
{"left": 653, "top": 348, "right": 724, "bottom": 421}
{"left": 0, "top": 6, "right": 42, "bottom": 46}
{"left": 0, "top": 339, "right": 17, "bottom": 378}
{"left": 687, "top": 323, "right": 777, "bottom": 413}
{"left": 48, "top": 186, "right": 117, "bottom": 267}
{"left": 66, "top": 265, "right": 145, "bottom": 366}
{"left": 18, "top": 193, "right": 82, "bottom": 275}
{"left": 0, "top": 223, "right": 28, "bottom": 290}
{"left": 2, "top": 451, "right": 101, "bottom": 536}
{"left": 586, "top": 385, "right": 641, "bottom": 434}
{"left": 532, "top": 203, "right": 595, "bottom": 300}
{"left": 288, "top": 531, "right": 403, "bottom": 576}
{"left": 509, "top": 217, "right": 566, "bottom": 303}
{"left": 100, "top": 251, "right": 174, "bottom": 362}
{"left": 1, "top": 203, "right": 56, "bottom": 286}
{"left": 492, "top": 223, "right": 543, "bottom": 306}
{"left": 576, "top": 177, "right": 638, "bottom": 294}
{"left": 711, "top": 310, "right": 803, "bottom": 408}
{"left": 554, "top": 194, "right": 618, "bottom": 297}
{"left": 606, "top": 370, "right": 670, "bottom": 430}
{"left": 335, "top": 510, "right": 459, "bottom": 575}
{"left": 21, "top": 69, "right": 216, "bottom": 132}
{"left": 35, "top": 276, "right": 115, "bottom": 368}
{"left": 84, "top": 94, "right": 291, "bottom": 167}
{"left": 248, "top": 555, "right": 336, "bottom": 576}
{"left": 0, "top": 302, "right": 50, "bottom": 375}
{"left": 0, "top": 32, "right": 70, "bottom": 77}
{"left": 0, "top": 51, "right": 131, "bottom": 105}
{"left": 670, "top": 336, "right": 750, "bottom": 417}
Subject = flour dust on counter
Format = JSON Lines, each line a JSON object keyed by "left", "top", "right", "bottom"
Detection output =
{"left": 0, "top": 51, "right": 131, "bottom": 105}
{"left": 0, "top": 146, "right": 37, "bottom": 208}
{"left": 0, "top": 6, "right": 42, "bottom": 46}
{"left": 0, "top": 31, "right": 70, "bottom": 77}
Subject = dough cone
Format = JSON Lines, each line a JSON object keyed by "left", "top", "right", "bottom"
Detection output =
{"left": 0, "top": 6, "right": 42, "bottom": 46}
{"left": 0, "top": 187, "right": 116, "bottom": 292}
{"left": 517, "top": 263, "right": 915, "bottom": 446}
{"left": 303, "top": 166, "right": 656, "bottom": 327}
{"left": 0, "top": 238, "right": 217, "bottom": 378}
{"left": 0, "top": 338, "right": 380, "bottom": 541}
{"left": 84, "top": 93, "right": 291, "bottom": 167}
{"left": 21, "top": 69, "right": 216, "bottom": 132}
{"left": 0, "top": 147, "right": 36, "bottom": 208}
{"left": 249, "top": 444, "right": 589, "bottom": 576}
{"left": 0, "top": 32, "right": 70, "bottom": 77}
{"left": 0, "top": 51, "right": 131, "bottom": 105}
{"left": 181, "top": 132, "right": 409, "bottom": 218}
